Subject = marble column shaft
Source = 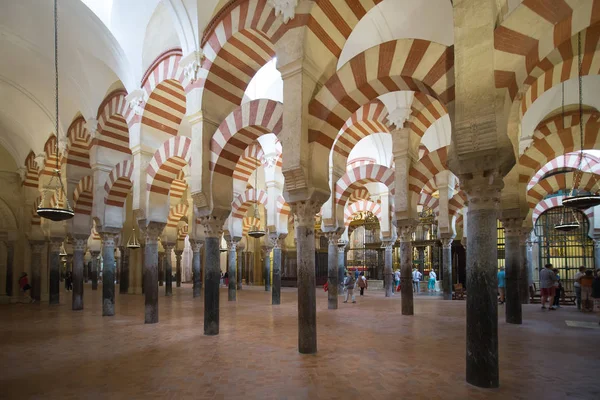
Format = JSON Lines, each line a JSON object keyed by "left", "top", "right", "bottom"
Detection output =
{"left": 72, "top": 237, "right": 87, "bottom": 310}
{"left": 164, "top": 245, "right": 174, "bottom": 297}
{"left": 519, "top": 233, "right": 530, "bottom": 304}
{"left": 227, "top": 241, "right": 237, "bottom": 301}
{"left": 337, "top": 243, "right": 346, "bottom": 294}
{"left": 442, "top": 238, "right": 453, "bottom": 300}
{"left": 101, "top": 233, "right": 116, "bottom": 316}
{"left": 49, "top": 239, "right": 62, "bottom": 305}
{"left": 327, "top": 233, "right": 340, "bottom": 309}
{"left": 158, "top": 252, "right": 164, "bottom": 286}
{"left": 120, "top": 246, "right": 129, "bottom": 294}
{"left": 384, "top": 241, "right": 394, "bottom": 297}
{"left": 175, "top": 250, "right": 183, "bottom": 287}
{"left": 595, "top": 240, "right": 600, "bottom": 269}
{"left": 398, "top": 226, "right": 415, "bottom": 315}
{"left": 143, "top": 223, "right": 165, "bottom": 324}
{"left": 292, "top": 201, "right": 320, "bottom": 354}
{"left": 236, "top": 248, "right": 243, "bottom": 290}
{"left": 91, "top": 251, "right": 100, "bottom": 290}
{"left": 30, "top": 242, "right": 44, "bottom": 301}
{"left": 204, "top": 235, "right": 221, "bottom": 335}
{"left": 502, "top": 221, "right": 523, "bottom": 324}
{"left": 272, "top": 244, "right": 282, "bottom": 305}
{"left": 191, "top": 241, "right": 202, "bottom": 298}
{"left": 263, "top": 246, "right": 272, "bottom": 292}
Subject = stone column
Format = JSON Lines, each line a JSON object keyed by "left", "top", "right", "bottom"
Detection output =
{"left": 594, "top": 240, "right": 600, "bottom": 270}
{"left": 397, "top": 224, "right": 416, "bottom": 315}
{"left": 30, "top": 241, "right": 45, "bottom": 302}
{"left": 383, "top": 240, "right": 394, "bottom": 297}
{"left": 326, "top": 232, "right": 340, "bottom": 309}
{"left": 164, "top": 243, "right": 174, "bottom": 297}
{"left": 200, "top": 214, "right": 226, "bottom": 336}
{"left": 236, "top": 244, "right": 244, "bottom": 290}
{"left": 120, "top": 246, "right": 129, "bottom": 294}
{"left": 158, "top": 251, "right": 164, "bottom": 286}
{"left": 270, "top": 233, "right": 284, "bottom": 305}
{"left": 191, "top": 240, "right": 202, "bottom": 298}
{"left": 91, "top": 251, "right": 100, "bottom": 290}
{"left": 441, "top": 237, "right": 454, "bottom": 300}
{"left": 519, "top": 231, "right": 530, "bottom": 304}
{"left": 143, "top": 222, "right": 165, "bottom": 324}
{"left": 227, "top": 239, "right": 237, "bottom": 301}
{"left": 291, "top": 201, "right": 321, "bottom": 354}
{"left": 337, "top": 241, "right": 346, "bottom": 294}
{"left": 49, "top": 239, "right": 63, "bottom": 305}
{"left": 262, "top": 245, "right": 273, "bottom": 291}
{"left": 175, "top": 250, "right": 183, "bottom": 287}
{"left": 101, "top": 233, "right": 117, "bottom": 316}
{"left": 502, "top": 218, "right": 523, "bottom": 324}
{"left": 462, "top": 174, "right": 503, "bottom": 388}
{"left": 72, "top": 236, "right": 87, "bottom": 310}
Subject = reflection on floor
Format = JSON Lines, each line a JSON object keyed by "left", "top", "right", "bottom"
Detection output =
{"left": 1, "top": 284, "right": 599, "bottom": 399}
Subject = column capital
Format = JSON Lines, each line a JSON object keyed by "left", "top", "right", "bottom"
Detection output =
{"left": 91, "top": 250, "right": 100, "bottom": 257}
{"left": 500, "top": 217, "right": 525, "bottom": 237}
{"left": 291, "top": 200, "right": 321, "bottom": 228}
{"left": 163, "top": 242, "right": 175, "bottom": 253}
{"left": 199, "top": 214, "right": 226, "bottom": 238}
{"left": 460, "top": 171, "right": 503, "bottom": 212}
{"left": 324, "top": 230, "right": 341, "bottom": 245}
{"left": 382, "top": 240, "right": 394, "bottom": 251}
{"left": 441, "top": 237, "right": 454, "bottom": 249}
{"left": 267, "top": 0, "right": 299, "bottom": 24}
{"left": 594, "top": 239, "right": 600, "bottom": 249}
{"left": 396, "top": 220, "right": 418, "bottom": 242}
{"left": 30, "top": 240, "right": 46, "bottom": 253}
{"left": 227, "top": 239, "right": 238, "bottom": 251}
{"left": 269, "top": 232, "right": 286, "bottom": 249}
{"left": 49, "top": 238, "right": 63, "bottom": 253}
{"left": 100, "top": 232, "right": 117, "bottom": 247}
{"left": 190, "top": 240, "right": 204, "bottom": 253}
{"left": 174, "top": 249, "right": 184, "bottom": 257}
{"left": 261, "top": 244, "right": 274, "bottom": 256}
{"left": 143, "top": 222, "right": 166, "bottom": 244}
{"left": 72, "top": 235, "right": 88, "bottom": 252}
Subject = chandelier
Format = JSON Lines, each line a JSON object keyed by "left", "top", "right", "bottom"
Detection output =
{"left": 561, "top": 32, "right": 600, "bottom": 210}
{"left": 248, "top": 165, "right": 265, "bottom": 239}
{"left": 36, "top": 0, "right": 74, "bottom": 222}
{"left": 126, "top": 228, "right": 141, "bottom": 249}
{"left": 554, "top": 206, "right": 580, "bottom": 232}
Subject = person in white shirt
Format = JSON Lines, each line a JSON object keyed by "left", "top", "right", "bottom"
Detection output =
{"left": 574, "top": 266, "right": 586, "bottom": 310}
{"left": 428, "top": 270, "right": 437, "bottom": 294}
{"left": 394, "top": 270, "right": 401, "bottom": 293}
{"left": 412, "top": 268, "right": 422, "bottom": 293}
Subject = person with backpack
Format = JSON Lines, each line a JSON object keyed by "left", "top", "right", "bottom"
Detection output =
{"left": 343, "top": 271, "right": 356, "bottom": 304}
{"left": 357, "top": 272, "right": 367, "bottom": 296}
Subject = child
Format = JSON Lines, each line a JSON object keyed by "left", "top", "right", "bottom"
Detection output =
{"left": 19, "top": 272, "right": 34, "bottom": 303}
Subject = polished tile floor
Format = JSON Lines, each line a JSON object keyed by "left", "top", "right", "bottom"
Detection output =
{"left": 1, "top": 285, "right": 599, "bottom": 399}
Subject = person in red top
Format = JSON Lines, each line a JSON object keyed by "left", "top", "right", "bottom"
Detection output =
{"left": 19, "top": 272, "right": 34, "bottom": 303}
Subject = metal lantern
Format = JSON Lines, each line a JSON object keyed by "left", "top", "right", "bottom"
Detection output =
{"left": 126, "top": 228, "right": 141, "bottom": 249}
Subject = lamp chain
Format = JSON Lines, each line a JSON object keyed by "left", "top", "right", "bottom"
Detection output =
{"left": 54, "top": 0, "right": 59, "bottom": 169}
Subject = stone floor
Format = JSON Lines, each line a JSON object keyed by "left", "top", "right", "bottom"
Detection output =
{"left": 1, "top": 285, "right": 599, "bottom": 400}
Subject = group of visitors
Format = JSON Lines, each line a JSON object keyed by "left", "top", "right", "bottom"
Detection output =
{"left": 342, "top": 270, "right": 368, "bottom": 304}
{"left": 538, "top": 264, "right": 600, "bottom": 313}
{"left": 410, "top": 268, "right": 436, "bottom": 294}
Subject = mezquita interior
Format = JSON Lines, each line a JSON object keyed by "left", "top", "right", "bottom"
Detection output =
{"left": 1, "top": 0, "right": 600, "bottom": 398}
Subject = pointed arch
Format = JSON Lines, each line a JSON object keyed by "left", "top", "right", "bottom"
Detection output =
{"left": 23, "top": 151, "right": 39, "bottom": 188}
{"left": 96, "top": 89, "right": 134, "bottom": 153}
{"left": 66, "top": 116, "right": 92, "bottom": 169}
{"left": 104, "top": 160, "right": 134, "bottom": 207}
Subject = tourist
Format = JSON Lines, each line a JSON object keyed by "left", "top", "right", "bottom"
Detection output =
{"left": 581, "top": 270, "right": 594, "bottom": 312}
{"left": 358, "top": 272, "right": 367, "bottom": 296}
{"left": 539, "top": 263, "right": 558, "bottom": 310}
{"left": 223, "top": 271, "right": 229, "bottom": 287}
{"left": 220, "top": 271, "right": 224, "bottom": 287}
{"left": 343, "top": 271, "right": 356, "bottom": 304}
{"left": 591, "top": 270, "right": 600, "bottom": 313}
{"left": 574, "top": 266, "right": 586, "bottom": 310}
{"left": 497, "top": 267, "right": 505, "bottom": 304}
{"left": 18, "top": 272, "right": 33, "bottom": 303}
{"left": 552, "top": 268, "right": 562, "bottom": 308}
{"left": 394, "top": 269, "right": 401, "bottom": 292}
{"left": 412, "top": 268, "right": 422, "bottom": 293}
{"left": 65, "top": 271, "right": 73, "bottom": 292}
{"left": 428, "top": 270, "right": 437, "bottom": 294}
{"left": 354, "top": 269, "right": 359, "bottom": 280}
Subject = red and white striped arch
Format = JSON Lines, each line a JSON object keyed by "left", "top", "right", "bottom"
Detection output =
{"left": 146, "top": 136, "right": 192, "bottom": 198}
{"left": 276, "top": 195, "right": 291, "bottom": 219}
{"left": 335, "top": 164, "right": 395, "bottom": 208}
{"left": 347, "top": 188, "right": 372, "bottom": 207}
{"left": 210, "top": 99, "right": 283, "bottom": 177}
{"left": 527, "top": 171, "right": 600, "bottom": 207}
{"left": 41, "top": 135, "right": 60, "bottom": 179}
{"left": 347, "top": 157, "right": 377, "bottom": 171}
{"left": 309, "top": 39, "right": 455, "bottom": 149}
{"left": 23, "top": 151, "right": 39, "bottom": 188}
{"left": 332, "top": 100, "right": 390, "bottom": 160}
{"left": 518, "top": 112, "right": 600, "bottom": 183}
{"left": 494, "top": 0, "right": 598, "bottom": 102}
{"left": 449, "top": 191, "right": 467, "bottom": 216}
{"left": 242, "top": 216, "right": 260, "bottom": 236}
{"left": 167, "top": 204, "right": 189, "bottom": 229}
{"left": 408, "top": 92, "right": 448, "bottom": 139}
{"left": 409, "top": 147, "right": 448, "bottom": 194}
{"left": 104, "top": 160, "right": 134, "bottom": 207}
{"left": 528, "top": 151, "right": 600, "bottom": 189}
{"left": 96, "top": 90, "right": 135, "bottom": 154}
{"left": 532, "top": 195, "right": 595, "bottom": 226}
{"left": 233, "top": 142, "right": 262, "bottom": 182}
{"left": 66, "top": 117, "right": 91, "bottom": 169}
{"left": 520, "top": 24, "right": 600, "bottom": 119}
{"left": 170, "top": 170, "right": 188, "bottom": 202}
{"left": 178, "top": 223, "right": 189, "bottom": 242}
{"left": 231, "top": 188, "right": 268, "bottom": 219}
{"left": 73, "top": 176, "right": 94, "bottom": 215}
{"left": 418, "top": 192, "right": 440, "bottom": 212}
{"left": 31, "top": 196, "right": 42, "bottom": 227}
{"left": 344, "top": 200, "right": 382, "bottom": 228}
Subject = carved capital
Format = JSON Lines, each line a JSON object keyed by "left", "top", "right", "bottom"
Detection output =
{"left": 17, "top": 166, "right": 27, "bottom": 182}
{"left": 291, "top": 200, "right": 321, "bottom": 228}
{"left": 49, "top": 239, "right": 63, "bottom": 253}
{"left": 267, "top": 0, "right": 298, "bottom": 24}
{"left": 441, "top": 238, "right": 453, "bottom": 249}
{"left": 261, "top": 154, "right": 279, "bottom": 168}
{"left": 396, "top": 221, "right": 418, "bottom": 242}
{"left": 199, "top": 214, "right": 226, "bottom": 238}
{"left": 324, "top": 230, "right": 341, "bottom": 245}
{"left": 163, "top": 242, "right": 175, "bottom": 254}
{"left": 501, "top": 217, "right": 524, "bottom": 237}
{"left": 30, "top": 240, "right": 46, "bottom": 254}
{"left": 144, "top": 222, "right": 166, "bottom": 244}
{"left": 180, "top": 50, "right": 205, "bottom": 83}
{"left": 174, "top": 249, "right": 183, "bottom": 257}
{"left": 460, "top": 171, "right": 503, "bottom": 212}
{"left": 382, "top": 240, "right": 394, "bottom": 251}
{"left": 227, "top": 239, "right": 238, "bottom": 251}
{"left": 269, "top": 232, "right": 286, "bottom": 249}
{"left": 72, "top": 235, "right": 88, "bottom": 252}
{"left": 101, "top": 232, "right": 117, "bottom": 248}
{"left": 85, "top": 118, "right": 99, "bottom": 138}
{"left": 125, "top": 89, "right": 147, "bottom": 116}
{"left": 34, "top": 153, "right": 46, "bottom": 170}
{"left": 190, "top": 239, "right": 204, "bottom": 253}
{"left": 594, "top": 239, "right": 600, "bottom": 250}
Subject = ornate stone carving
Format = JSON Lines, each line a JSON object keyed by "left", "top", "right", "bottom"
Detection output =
{"left": 199, "top": 214, "right": 226, "bottom": 238}
{"left": 501, "top": 218, "right": 524, "bottom": 237}
{"left": 72, "top": 236, "right": 88, "bottom": 252}
{"left": 49, "top": 239, "right": 63, "bottom": 253}
{"left": 227, "top": 239, "right": 238, "bottom": 251}
{"left": 31, "top": 241, "right": 46, "bottom": 254}
{"left": 387, "top": 107, "right": 413, "bottom": 129}
{"left": 180, "top": 50, "right": 205, "bottom": 83}
{"left": 267, "top": 0, "right": 298, "bottom": 24}
{"left": 441, "top": 238, "right": 454, "bottom": 249}
{"left": 460, "top": 171, "right": 503, "bottom": 212}
{"left": 125, "top": 89, "right": 147, "bottom": 116}
{"left": 144, "top": 222, "right": 166, "bottom": 244}
{"left": 396, "top": 223, "right": 417, "bottom": 242}
{"left": 261, "top": 155, "right": 278, "bottom": 168}
{"left": 191, "top": 192, "right": 210, "bottom": 210}
{"left": 34, "top": 153, "right": 46, "bottom": 170}
{"left": 382, "top": 240, "right": 394, "bottom": 251}
{"left": 291, "top": 200, "right": 321, "bottom": 227}
{"left": 324, "top": 231, "right": 341, "bottom": 245}
{"left": 190, "top": 240, "right": 204, "bottom": 253}
{"left": 269, "top": 232, "right": 286, "bottom": 249}
{"left": 85, "top": 118, "right": 99, "bottom": 139}
{"left": 17, "top": 167, "right": 27, "bottom": 182}
{"left": 101, "top": 233, "right": 116, "bottom": 248}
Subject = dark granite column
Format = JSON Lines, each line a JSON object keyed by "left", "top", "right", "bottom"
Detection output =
{"left": 101, "top": 233, "right": 117, "bottom": 316}
{"left": 49, "top": 239, "right": 63, "bottom": 305}
{"left": 227, "top": 240, "right": 237, "bottom": 301}
{"left": 337, "top": 241, "right": 346, "bottom": 294}
{"left": 262, "top": 245, "right": 272, "bottom": 291}
{"left": 143, "top": 222, "right": 165, "bottom": 324}
{"left": 291, "top": 201, "right": 321, "bottom": 354}
{"left": 441, "top": 237, "right": 454, "bottom": 300}
{"left": 72, "top": 236, "right": 87, "bottom": 310}
{"left": 271, "top": 233, "right": 284, "bottom": 305}
{"left": 164, "top": 244, "right": 174, "bottom": 297}
{"left": 174, "top": 250, "right": 183, "bottom": 287}
{"left": 397, "top": 224, "right": 416, "bottom": 315}
{"left": 236, "top": 244, "right": 244, "bottom": 290}
{"left": 384, "top": 240, "right": 394, "bottom": 297}
{"left": 502, "top": 218, "right": 523, "bottom": 325}
{"left": 120, "top": 246, "right": 129, "bottom": 294}
{"left": 519, "top": 231, "right": 530, "bottom": 304}
{"left": 91, "top": 251, "right": 100, "bottom": 290}
{"left": 158, "top": 252, "right": 164, "bottom": 286}
{"left": 326, "top": 232, "right": 340, "bottom": 309}
{"left": 30, "top": 241, "right": 45, "bottom": 302}
{"left": 191, "top": 240, "right": 202, "bottom": 298}
{"left": 6, "top": 241, "right": 14, "bottom": 297}
{"left": 200, "top": 214, "right": 226, "bottom": 336}
{"left": 595, "top": 239, "right": 600, "bottom": 269}
{"left": 463, "top": 175, "right": 502, "bottom": 388}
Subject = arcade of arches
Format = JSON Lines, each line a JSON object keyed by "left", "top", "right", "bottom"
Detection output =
{"left": 1, "top": 0, "right": 600, "bottom": 397}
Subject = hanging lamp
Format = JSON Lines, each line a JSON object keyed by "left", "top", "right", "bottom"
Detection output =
{"left": 36, "top": 0, "right": 74, "bottom": 222}
{"left": 561, "top": 32, "right": 600, "bottom": 210}
{"left": 126, "top": 228, "right": 141, "bottom": 249}
{"left": 248, "top": 166, "right": 266, "bottom": 239}
{"left": 59, "top": 243, "right": 67, "bottom": 256}
{"left": 554, "top": 206, "right": 580, "bottom": 232}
